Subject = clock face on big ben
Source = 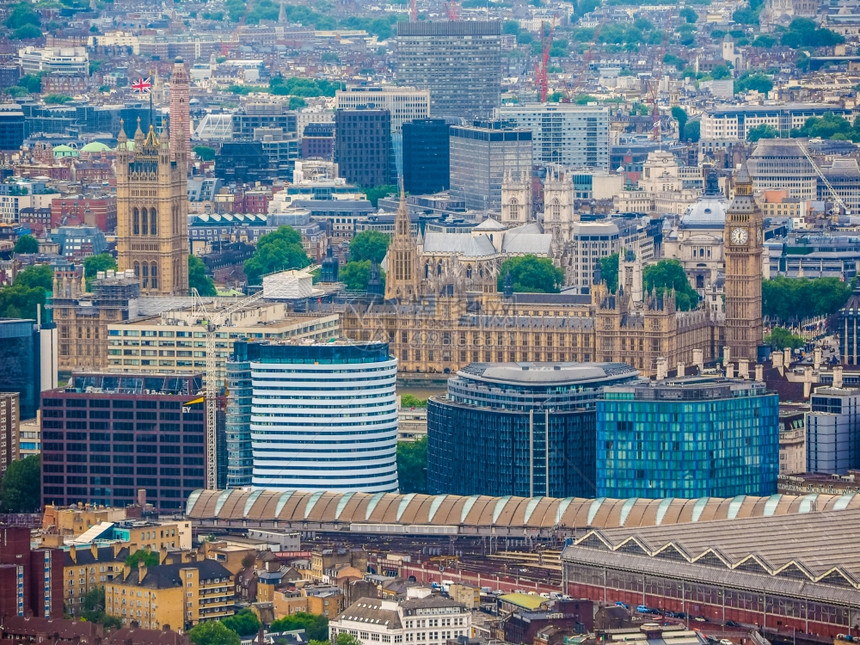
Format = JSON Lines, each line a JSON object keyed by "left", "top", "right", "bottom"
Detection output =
{"left": 730, "top": 227, "right": 749, "bottom": 245}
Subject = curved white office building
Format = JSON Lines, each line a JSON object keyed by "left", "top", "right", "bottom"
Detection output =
{"left": 236, "top": 341, "right": 399, "bottom": 492}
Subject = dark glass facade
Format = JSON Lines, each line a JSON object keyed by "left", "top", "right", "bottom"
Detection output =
{"left": 427, "top": 362, "right": 640, "bottom": 498}
{"left": 40, "top": 372, "right": 206, "bottom": 512}
{"left": 402, "top": 119, "right": 450, "bottom": 195}
{"left": 334, "top": 109, "right": 394, "bottom": 188}
{"left": 0, "top": 319, "right": 41, "bottom": 420}
{"left": 597, "top": 378, "right": 780, "bottom": 498}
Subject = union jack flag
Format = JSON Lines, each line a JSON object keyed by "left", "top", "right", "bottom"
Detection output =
{"left": 131, "top": 77, "right": 151, "bottom": 94}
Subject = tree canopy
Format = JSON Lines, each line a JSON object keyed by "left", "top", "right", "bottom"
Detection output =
{"left": 337, "top": 635, "right": 364, "bottom": 645}
{"left": 189, "top": 621, "right": 241, "bottom": 645}
{"left": 80, "top": 586, "right": 122, "bottom": 628}
{"left": 400, "top": 394, "right": 427, "bottom": 408}
{"left": 244, "top": 226, "right": 310, "bottom": 285}
{"left": 0, "top": 264, "right": 53, "bottom": 320}
{"left": 765, "top": 327, "right": 805, "bottom": 350}
{"left": 194, "top": 145, "right": 216, "bottom": 161}
{"left": 746, "top": 124, "right": 780, "bottom": 142}
{"left": 397, "top": 436, "right": 427, "bottom": 494}
{"left": 339, "top": 260, "right": 385, "bottom": 291}
{"left": 762, "top": 276, "right": 853, "bottom": 323}
{"left": 189, "top": 255, "right": 216, "bottom": 296}
{"left": 13, "top": 235, "right": 38, "bottom": 254}
{"left": 222, "top": 608, "right": 262, "bottom": 636}
{"left": 735, "top": 71, "right": 773, "bottom": 95}
{"left": 362, "top": 185, "right": 397, "bottom": 207}
{"left": 780, "top": 17, "right": 843, "bottom": 47}
{"left": 643, "top": 259, "right": 699, "bottom": 311}
{"left": 0, "top": 455, "right": 40, "bottom": 512}
{"left": 270, "top": 612, "right": 329, "bottom": 641}
{"left": 125, "top": 550, "right": 159, "bottom": 568}
{"left": 349, "top": 231, "right": 390, "bottom": 264}
{"left": 599, "top": 253, "right": 620, "bottom": 293}
{"left": 84, "top": 253, "right": 117, "bottom": 279}
{"left": 498, "top": 256, "right": 564, "bottom": 293}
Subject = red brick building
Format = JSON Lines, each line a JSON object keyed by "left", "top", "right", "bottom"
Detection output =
{"left": 0, "top": 526, "right": 63, "bottom": 619}
{"left": 51, "top": 196, "right": 117, "bottom": 232}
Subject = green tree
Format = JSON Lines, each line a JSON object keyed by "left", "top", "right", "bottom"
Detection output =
{"left": 683, "top": 120, "right": 701, "bottom": 142}
{"left": 671, "top": 107, "right": 688, "bottom": 139}
{"left": 339, "top": 260, "right": 375, "bottom": 291}
{"left": 711, "top": 65, "right": 732, "bottom": 80}
{"left": 14, "top": 235, "right": 38, "bottom": 254}
{"left": 125, "top": 550, "right": 159, "bottom": 568}
{"left": 193, "top": 145, "right": 216, "bottom": 161}
{"left": 746, "top": 124, "right": 780, "bottom": 142}
{"left": 15, "top": 264, "right": 53, "bottom": 290}
{"left": 361, "top": 185, "right": 397, "bottom": 207}
{"left": 43, "top": 94, "right": 72, "bottom": 104}
{"left": 400, "top": 394, "right": 427, "bottom": 408}
{"left": 503, "top": 20, "right": 520, "bottom": 34}
{"left": 599, "top": 253, "right": 620, "bottom": 293}
{"left": 20, "top": 74, "right": 42, "bottom": 93}
{"left": 349, "top": 231, "right": 390, "bottom": 264}
{"left": 0, "top": 455, "right": 40, "bottom": 512}
{"left": 498, "top": 255, "right": 564, "bottom": 293}
{"left": 222, "top": 608, "right": 262, "bottom": 636}
{"left": 189, "top": 621, "right": 241, "bottom": 645}
{"left": 762, "top": 276, "right": 852, "bottom": 323}
{"left": 337, "top": 634, "right": 364, "bottom": 645}
{"left": 79, "top": 586, "right": 122, "bottom": 628}
{"left": 5, "top": 2, "right": 40, "bottom": 29}
{"left": 11, "top": 24, "right": 42, "bottom": 39}
{"left": 244, "top": 226, "right": 311, "bottom": 285}
{"left": 735, "top": 72, "right": 773, "bottom": 94}
{"left": 189, "top": 255, "right": 216, "bottom": 296}
{"left": 84, "top": 253, "right": 117, "bottom": 279}
{"left": 765, "top": 327, "right": 805, "bottom": 350}
{"left": 397, "top": 436, "right": 427, "bottom": 494}
{"left": 270, "top": 613, "right": 329, "bottom": 641}
{"left": 643, "top": 259, "right": 699, "bottom": 311}
{"left": 680, "top": 6, "right": 698, "bottom": 22}
{"left": 289, "top": 96, "right": 307, "bottom": 110}
{"left": 752, "top": 34, "right": 775, "bottom": 47}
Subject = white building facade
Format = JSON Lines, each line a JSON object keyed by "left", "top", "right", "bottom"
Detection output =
{"left": 330, "top": 591, "right": 471, "bottom": 645}
{"left": 244, "top": 341, "right": 399, "bottom": 492}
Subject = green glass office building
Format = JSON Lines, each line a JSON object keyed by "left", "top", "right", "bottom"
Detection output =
{"left": 596, "top": 378, "right": 779, "bottom": 498}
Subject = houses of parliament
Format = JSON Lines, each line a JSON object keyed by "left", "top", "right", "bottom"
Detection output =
{"left": 341, "top": 166, "right": 764, "bottom": 377}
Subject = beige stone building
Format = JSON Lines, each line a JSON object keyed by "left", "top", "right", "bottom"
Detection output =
{"left": 341, "top": 165, "right": 766, "bottom": 376}
{"left": 115, "top": 120, "right": 188, "bottom": 296}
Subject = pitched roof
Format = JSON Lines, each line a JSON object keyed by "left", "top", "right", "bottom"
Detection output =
{"left": 337, "top": 598, "right": 402, "bottom": 629}
{"left": 63, "top": 544, "right": 130, "bottom": 567}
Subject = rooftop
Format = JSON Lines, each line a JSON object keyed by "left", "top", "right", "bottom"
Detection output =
{"left": 458, "top": 362, "right": 639, "bottom": 385}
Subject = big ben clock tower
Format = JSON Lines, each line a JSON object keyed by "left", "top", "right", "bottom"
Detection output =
{"left": 724, "top": 163, "right": 763, "bottom": 361}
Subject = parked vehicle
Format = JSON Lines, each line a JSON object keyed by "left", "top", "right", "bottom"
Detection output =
{"left": 616, "top": 602, "right": 630, "bottom": 610}
{"left": 636, "top": 605, "right": 650, "bottom": 613}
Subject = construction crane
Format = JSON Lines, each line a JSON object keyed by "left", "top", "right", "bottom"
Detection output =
{"left": 410, "top": 0, "right": 417, "bottom": 21}
{"left": 797, "top": 140, "right": 850, "bottom": 218}
{"left": 566, "top": 16, "right": 608, "bottom": 101}
{"left": 445, "top": 0, "right": 459, "bottom": 20}
{"left": 189, "top": 288, "right": 266, "bottom": 490}
{"left": 535, "top": 21, "right": 553, "bottom": 103}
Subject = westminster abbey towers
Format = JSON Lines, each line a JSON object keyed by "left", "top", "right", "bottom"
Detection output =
{"left": 115, "top": 119, "right": 189, "bottom": 296}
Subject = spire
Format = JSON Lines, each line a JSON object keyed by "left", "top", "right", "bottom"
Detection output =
{"left": 278, "top": 0, "right": 287, "bottom": 24}
{"left": 735, "top": 162, "right": 752, "bottom": 196}
{"left": 117, "top": 118, "right": 128, "bottom": 146}
{"left": 133, "top": 117, "right": 145, "bottom": 147}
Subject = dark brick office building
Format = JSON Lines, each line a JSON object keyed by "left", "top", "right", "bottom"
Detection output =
{"left": 41, "top": 372, "right": 207, "bottom": 513}
{"left": 0, "top": 526, "right": 63, "bottom": 619}
{"left": 403, "top": 118, "right": 450, "bottom": 195}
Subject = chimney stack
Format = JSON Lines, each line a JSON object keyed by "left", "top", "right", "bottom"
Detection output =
{"left": 692, "top": 348, "right": 704, "bottom": 373}
{"left": 656, "top": 357, "right": 668, "bottom": 380}
{"left": 834, "top": 365, "right": 844, "bottom": 389}
{"left": 726, "top": 363, "right": 735, "bottom": 379}
{"left": 738, "top": 359, "right": 749, "bottom": 379}
{"left": 723, "top": 346, "right": 731, "bottom": 367}
{"left": 677, "top": 362, "right": 685, "bottom": 378}
{"left": 755, "top": 364, "right": 763, "bottom": 382}
{"left": 814, "top": 347, "right": 822, "bottom": 371}
{"left": 784, "top": 347, "right": 792, "bottom": 369}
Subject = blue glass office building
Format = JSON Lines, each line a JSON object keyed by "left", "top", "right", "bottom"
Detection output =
{"left": 596, "top": 378, "right": 779, "bottom": 498}
{"left": 428, "top": 362, "right": 640, "bottom": 498}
